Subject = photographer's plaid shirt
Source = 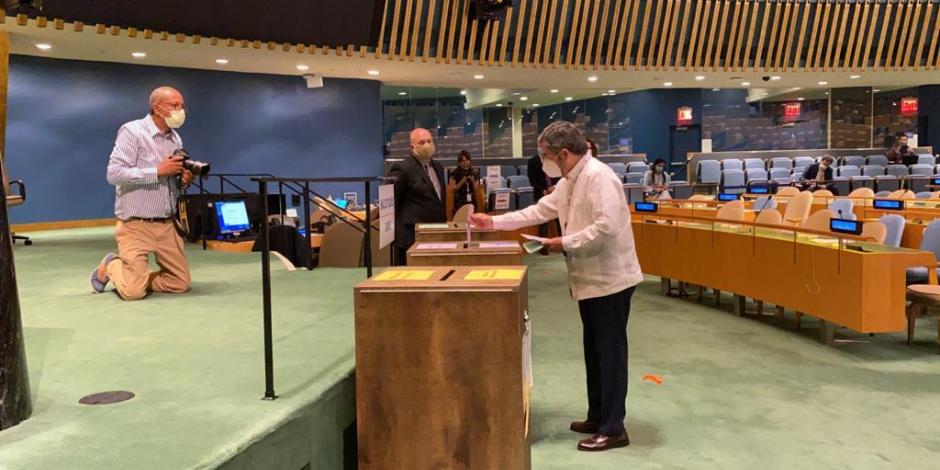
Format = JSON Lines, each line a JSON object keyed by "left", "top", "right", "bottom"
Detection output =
{"left": 106, "top": 115, "right": 183, "bottom": 220}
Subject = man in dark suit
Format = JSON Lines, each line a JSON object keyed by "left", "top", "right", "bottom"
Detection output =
{"left": 800, "top": 155, "right": 837, "bottom": 194}
{"left": 388, "top": 128, "right": 446, "bottom": 265}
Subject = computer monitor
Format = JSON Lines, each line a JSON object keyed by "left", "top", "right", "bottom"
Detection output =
{"left": 749, "top": 185, "right": 770, "bottom": 194}
{"left": 829, "top": 218, "right": 862, "bottom": 235}
{"left": 215, "top": 200, "right": 251, "bottom": 234}
{"left": 717, "top": 193, "right": 740, "bottom": 201}
{"left": 932, "top": 177, "right": 940, "bottom": 186}
{"left": 634, "top": 202, "right": 659, "bottom": 213}
{"left": 334, "top": 199, "right": 349, "bottom": 210}
{"left": 872, "top": 199, "right": 904, "bottom": 210}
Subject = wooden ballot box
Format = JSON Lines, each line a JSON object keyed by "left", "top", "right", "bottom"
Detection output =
{"left": 407, "top": 240, "right": 525, "bottom": 266}
{"left": 414, "top": 222, "right": 507, "bottom": 243}
{"left": 355, "top": 266, "right": 532, "bottom": 470}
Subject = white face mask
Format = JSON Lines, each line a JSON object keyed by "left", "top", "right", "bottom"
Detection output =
{"left": 164, "top": 108, "right": 186, "bottom": 129}
{"left": 655, "top": 166, "right": 665, "bottom": 173}
{"left": 413, "top": 142, "right": 436, "bottom": 161}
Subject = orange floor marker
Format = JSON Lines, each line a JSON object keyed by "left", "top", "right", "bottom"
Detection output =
{"left": 641, "top": 374, "right": 663, "bottom": 385}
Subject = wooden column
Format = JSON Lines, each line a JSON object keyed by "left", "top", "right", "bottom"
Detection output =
{"left": 0, "top": 32, "right": 9, "bottom": 158}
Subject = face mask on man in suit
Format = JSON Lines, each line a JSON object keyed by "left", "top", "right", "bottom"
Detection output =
{"left": 414, "top": 142, "right": 436, "bottom": 162}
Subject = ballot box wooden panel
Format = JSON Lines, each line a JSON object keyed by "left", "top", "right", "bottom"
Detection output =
{"left": 355, "top": 266, "right": 531, "bottom": 470}
{"left": 406, "top": 241, "right": 525, "bottom": 266}
{"left": 414, "top": 223, "right": 506, "bottom": 243}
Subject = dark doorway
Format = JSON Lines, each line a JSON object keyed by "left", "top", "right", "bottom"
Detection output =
{"left": 669, "top": 124, "right": 701, "bottom": 181}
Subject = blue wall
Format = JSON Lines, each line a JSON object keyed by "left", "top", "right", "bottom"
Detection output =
{"left": 612, "top": 88, "right": 703, "bottom": 162}
{"left": 920, "top": 85, "right": 940, "bottom": 150}
{"left": 6, "top": 55, "right": 383, "bottom": 223}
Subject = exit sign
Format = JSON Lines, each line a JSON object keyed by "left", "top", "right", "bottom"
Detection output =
{"left": 677, "top": 106, "right": 693, "bottom": 126}
{"left": 784, "top": 102, "right": 801, "bottom": 121}
{"left": 901, "top": 97, "right": 918, "bottom": 116}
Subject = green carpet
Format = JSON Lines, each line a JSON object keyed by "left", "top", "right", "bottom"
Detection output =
{"left": 2, "top": 228, "right": 940, "bottom": 469}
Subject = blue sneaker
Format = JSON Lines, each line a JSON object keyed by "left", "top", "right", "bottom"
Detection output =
{"left": 90, "top": 252, "right": 117, "bottom": 293}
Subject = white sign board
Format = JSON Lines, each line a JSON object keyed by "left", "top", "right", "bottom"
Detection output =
{"left": 494, "top": 191, "right": 511, "bottom": 210}
{"left": 486, "top": 165, "right": 502, "bottom": 193}
{"left": 378, "top": 184, "right": 395, "bottom": 249}
{"left": 701, "top": 138, "right": 713, "bottom": 153}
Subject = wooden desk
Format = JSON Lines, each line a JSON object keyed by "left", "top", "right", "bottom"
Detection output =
{"left": 204, "top": 234, "right": 323, "bottom": 253}
{"left": 355, "top": 266, "right": 531, "bottom": 470}
{"left": 633, "top": 217, "right": 935, "bottom": 335}
{"left": 407, "top": 240, "right": 525, "bottom": 266}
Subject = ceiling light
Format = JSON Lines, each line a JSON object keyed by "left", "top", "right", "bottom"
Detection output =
{"left": 473, "top": 74, "right": 485, "bottom": 80}
{"left": 712, "top": 88, "right": 720, "bottom": 91}
{"left": 850, "top": 75, "right": 860, "bottom": 79}
{"left": 825, "top": 92, "right": 829, "bottom": 95}
{"left": 695, "top": 76, "right": 705, "bottom": 81}
{"left": 512, "top": 92, "right": 521, "bottom": 96}
{"left": 818, "top": 81, "right": 828, "bottom": 86}
{"left": 533, "top": 104, "right": 540, "bottom": 107}
{"left": 588, "top": 75, "right": 598, "bottom": 82}
{"left": 297, "top": 64, "right": 310, "bottom": 71}
{"left": 873, "top": 89, "right": 881, "bottom": 92}
{"left": 520, "top": 96, "right": 528, "bottom": 101}
{"left": 564, "top": 97, "right": 573, "bottom": 101}
{"left": 496, "top": 103, "right": 503, "bottom": 107}
{"left": 550, "top": 89, "right": 559, "bottom": 93}
{"left": 760, "top": 92, "right": 768, "bottom": 96}
{"left": 398, "top": 91, "right": 407, "bottom": 96}
{"left": 663, "top": 82, "right": 673, "bottom": 87}
{"left": 215, "top": 59, "right": 228, "bottom": 65}
{"left": 367, "top": 70, "right": 380, "bottom": 76}
{"left": 792, "top": 87, "right": 802, "bottom": 91}
{"left": 131, "top": 52, "right": 146, "bottom": 58}
{"left": 770, "top": 76, "right": 781, "bottom": 81}
{"left": 798, "top": 97, "right": 805, "bottom": 101}
{"left": 741, "top": 81, "right": 750, "bottom": 86}
{"left": 460, "top": 90, "right": 467, "bottom": 95}
{"left": 608, "top": 89, "right": 616, "bottom": 93}
{"left": 35, "top": 43, "right": 52, "bottom": 51}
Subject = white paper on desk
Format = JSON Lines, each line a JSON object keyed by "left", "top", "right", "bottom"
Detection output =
{"left": 478, "top": 241, "right": 518, "bottom": 249}
{"left": 414, "top": 242, "right": 459, "bottom": 250}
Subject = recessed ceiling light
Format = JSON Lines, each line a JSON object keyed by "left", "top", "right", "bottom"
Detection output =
{"left": 398, "top": 91, "right": 407, "bottom": 96}
{"left": 473, "top": 74, "right": 485, "bottom": 80}
{"left": 215, "top": 59, "right": 228, "bottom": 65}
{"left": 367, "top": 70, "right": 380, "bottom": 76}
{"left": 824, "top": 92, "right": 829, "bottom": 95}
{"left": 297, "top": 64, "right": 310, "bottom": 71}
{"left": 695, "top": 75, "right": 705, "bottom": 81}
{"left": 818, "top": 81, "right": 828, "bottom": 86}
{"left": 792, "top": 87, "right": 802, "bottom": 91}
{"left": 564, "top": 96, "right": 573, "bottom": 101}
{"left": 35, "top": 43, "right": 52, "bottom": 51}
{"left": 520, "top": 96, "right": 528, "bottom": 101}
{"left": 512, "top": 92, "right": 521, "bottom": 96}
{"left": 608, "top": 89, "right": 616, "bottom": 93}
{"left": 588, "top": 75, "right": 598, "bottom": 82}
{"left": 460, "top": 90, "right": 467, "bottom": 95}
{"left": 496, "top": 103, "right": 503, "bottom": 107}
{"left": 712, "top": 88, "right": 720, "bottom": 91}
{"left": 850, "top": 75, "right": 860, "bottom": 79}
{"left": 741, "top": 81, "right": 750, "bottom": 86}
{"left": 550, "top": 89, "right": 559, "bottom": 93}
{"left": 873, "top": 89, "right": 881, "bottom": 92}
{"left": 663, "top": 82, "right": 673, "bottom": 87}
{"left": 770, "top": 76, "right": 781, "bottom": 81}
{"left": 131, "top": 52, "right": 146, "bottom": 58}
{"left": 798, "top": 97, "right": 805, "bottom": 101}
{"left": 533, "top": 104, "right": 540, "bottom": 107}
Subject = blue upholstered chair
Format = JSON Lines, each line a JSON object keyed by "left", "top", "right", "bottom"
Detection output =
{"left": 828, "top": 199, "right": 855, "bottom": 220}
{"left": 879, "top": 214, "right": 905, "bottom": 247}
{"left": 906, "top": 220, "right": 940, "bottom": 284}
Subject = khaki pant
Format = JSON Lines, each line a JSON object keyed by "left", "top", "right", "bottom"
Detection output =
{"left": 106, "top": 219, "right": 191, "bottom": 300}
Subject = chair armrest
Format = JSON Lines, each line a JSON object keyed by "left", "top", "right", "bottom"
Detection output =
{"left": 928, "top": 265, "right": 938, "bottom": 285}
{"left": 9, "top": 179, "right": 25, "bottom": 202}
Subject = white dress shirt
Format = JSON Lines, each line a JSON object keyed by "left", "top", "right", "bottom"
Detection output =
{"left": 493, "top": 155, "right": 644, "bottom": 301}
{"left": 106, "top": 115, "right": 183, "bottom": 220}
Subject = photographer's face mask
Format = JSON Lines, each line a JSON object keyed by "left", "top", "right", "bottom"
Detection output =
{"left": 158, "top": 104, "right": 186, "bottom": 129}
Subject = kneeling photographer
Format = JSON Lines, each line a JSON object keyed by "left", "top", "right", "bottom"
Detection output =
{"left": 90, "top": 86, "right": 202, "bottom": 300}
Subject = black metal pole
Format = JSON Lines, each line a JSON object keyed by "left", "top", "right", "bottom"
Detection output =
{"left": 303, "top": 183, "right": 312, "bottom": 270}
{"left": 364, "top": 181, "right": 373, "bottom": 277}
{"left": 0, "top": 163, "right": 32, "bottom": 429}
{"left": 259, "top": 180, "right": 276, "bottom": 400}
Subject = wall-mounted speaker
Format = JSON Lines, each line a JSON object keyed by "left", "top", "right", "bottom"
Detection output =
{"left": 4, "top": 0, "right": 42, "bottom": 15}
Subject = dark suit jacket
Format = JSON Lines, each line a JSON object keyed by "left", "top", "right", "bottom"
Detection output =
{"left": 526, "top": 153, "right": 561, "bottom": 201}
{"left": 388, "top": 155, "right": 446, "bottom": 249}
{"left": 802, "top": 164, "right": 833, "bottom": 181}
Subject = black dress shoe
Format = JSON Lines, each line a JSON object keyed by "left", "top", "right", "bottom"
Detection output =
{"left": 569, "top": 420, "right": 599, "bottom": 434}
{"left": 577, "top": 432, "right": 630, "bottom": 452}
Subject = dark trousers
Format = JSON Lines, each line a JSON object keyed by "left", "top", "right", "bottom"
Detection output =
{"left": 578, "top": 286, "right": 635, "bottom": 436}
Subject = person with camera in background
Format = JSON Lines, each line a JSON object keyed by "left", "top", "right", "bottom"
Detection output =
{"left": 886, "top": 132, "right": 915, "bottom": 165}
{"left": 90, "top": 86, "right": 193, "bottom": 300}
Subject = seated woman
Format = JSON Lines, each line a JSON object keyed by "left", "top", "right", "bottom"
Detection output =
{"left": 641, "top": 158, "right": 672, "bottom": 200}
{"left": 449, "top": 150, "right": 482, "bottom": 218}
{"left": 800, "top": 155, "right": 838, "bottom": 195}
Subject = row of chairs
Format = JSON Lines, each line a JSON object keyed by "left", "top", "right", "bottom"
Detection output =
{"left": 718, "top": 166, "right": 940, "bottom": 195}
{"left": 715, "top": 154, "right": 937, "bottom": 172}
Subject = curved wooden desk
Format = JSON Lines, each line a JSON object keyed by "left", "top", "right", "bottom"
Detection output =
{"left": 632, "top": 214, "right": 936, "bottom": 337}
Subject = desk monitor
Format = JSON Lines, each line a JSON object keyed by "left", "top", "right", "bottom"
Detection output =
{"left": 634, "top": 202, "right": 659, "bottom": 213}
{"left": 932, "top": 177, "right": 940, "bottom": 186}
{"left": 872, "top": 199, "right": 905, "bottom": 210}
{"left": 215, "top": 200, "right": 251, "bottom": 234}
{"left": 717, "top": 193, "right": 740, "bottom": 201}
{"left": 749, "top": 185, "right": 770, "bottom": 194}
{"left": 334, "top": 199, "right": 349, "bottom": 210}
{"left": 829, "top": 218, "right": 862, "bottom": 235}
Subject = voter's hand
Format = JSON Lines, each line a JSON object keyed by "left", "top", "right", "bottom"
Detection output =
{"left": 468, "top": 213, "right": 493, "bottom": 229}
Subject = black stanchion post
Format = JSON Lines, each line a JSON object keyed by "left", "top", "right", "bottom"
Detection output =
{"left": 303, "top": 183, "right": 312, "bottom": 270}
{"left": 0, "top": 163, "right": 32, "bottom": 429}
{"left": 199, "top": 175, "right": 208, "bottom": 251}
{"left": 364, "top": 181, "right": 373, "bottom": 278}
{"left": 259, "top": 180, "right": 277, "bottom": 400}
